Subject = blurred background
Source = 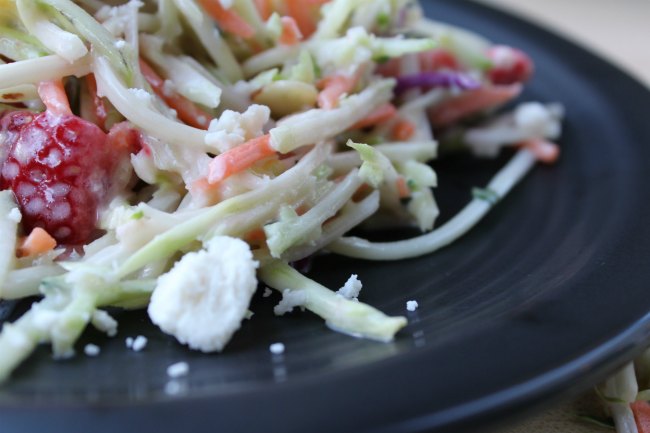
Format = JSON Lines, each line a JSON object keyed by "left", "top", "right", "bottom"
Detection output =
{"left": 473, "top": 1, "right": 650, "bottom": 432}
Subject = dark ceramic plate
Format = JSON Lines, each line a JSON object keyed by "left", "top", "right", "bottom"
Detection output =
{"left": 3, "top": 1, "right": 650, "bottom": 432}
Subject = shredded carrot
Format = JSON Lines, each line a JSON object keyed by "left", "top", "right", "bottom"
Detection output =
{"left": 396, "top": 177, "right": 411, "bottom": 199}
{"left": 37, "top": 80, "right": 71, "bottom": 117}
{"left": 632, "top": 401, "right": 650, "bottom": 433}
{"left": 352, "top": 183, "right": 372, "bottom": 202}
{"left": 246, "top": 228, "right": 267, "bottom": 243}
{"left": 317, "top": 74, "right": 357, "bottom": 110}
{"left": 17, "top": 227, "right": 57, "bottom": 258}
{"left": 428, "top": 84, "right": 522, "bottom": 127}
{"left": 198, "top": 0, "right": 255, "bottom": 39}
{"left": 139, "top": 59, "right": 213, "bottom": 130}
{"left": 279, "top": 16, "right": 303, "bottom": 45}
{"left": 286, "top": 0, "right": 317, "bottom": 38}
{"left": 253, "top": 0, "right": 272, "bottom": 20}
{"left": 351, "top": 103, "right": 397, "bottom": 130}
{"left": 519, "top": 139, "right": 560, "bottom": 164}
{"left": 208, "top": 134, "right": 276, "bottom": 184}
{"left": 85, "top": 74, "right": 108, "bottom": 131}
{"left": 391, "top": 119, "right": 416, "bottom": 141}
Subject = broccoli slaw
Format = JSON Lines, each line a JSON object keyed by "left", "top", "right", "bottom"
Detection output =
{"left": 0, "top": 0, "right": 564, "bottom": 382}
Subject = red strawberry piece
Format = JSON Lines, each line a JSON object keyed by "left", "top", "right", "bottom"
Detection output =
{"left": 0, "top": 111, "right": 129, "bottom": 245}
{"left": 487, "top": 45, "right": 534, "bottom": 85}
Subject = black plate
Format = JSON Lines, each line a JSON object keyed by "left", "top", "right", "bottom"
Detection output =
{"left": 3, "top": 1, "right": 650, "bottom": 432}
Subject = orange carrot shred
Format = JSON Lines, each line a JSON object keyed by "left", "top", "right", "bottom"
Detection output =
{"left": 253, "top": 0, "right": 272, "bottom": 20}
{"left": 429, "top": 84, "right": 522, "bottom": 127}
{"left": 519, "top": 139, "right": 560, "bottom": 164}
{"left": 246, "top": 228, "right": 267, "bottom": 243}
{"left": 139, "top": 59, "right": 213, "bottom": 130}
{"left": 38, "top": 80, "right": 71, "bottom": 117}
{"left": 286, "top": 0, "right": 317, "bottom": 38}
{"left": 391, "top": 119, "right": 416, "bottom": 141}
{"left": 351, "top": 103, "right": 397, "bottom": 130}
{"left": 86, "top": 74, "right": 108, "bottom": 131}
{"left": 396, "top": 177, "right": 411, "bottom": 199}
{"left": 198, "top": 0, "right": 255, "bottom": 39}
{"left": 317, "top": 74, "right": 357, "bottom": 110}
{"left": 17, "top": 227, "right": 57, "bottom": 258}
{"left": 279, "top": 16, "right": 303, "bottom": 45}
{"left": 632, "top": 401, "right": 650, "bottom": 433}
{"left": 208, "top": 134, "right": 276, "bottom": 184}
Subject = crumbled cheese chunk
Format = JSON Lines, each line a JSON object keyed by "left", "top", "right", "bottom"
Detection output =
{"left": 84, "top": 344, "right": 101, "bottom": 357}
{"left": 128, "top": 88, "right": 152, "bottom": 102}
{"left": 91, "top": 310, "right": 118, "bottom": 337}
{"left": 205, "top": 105, "right": 270, "bottom": 153}
{"left": 274, "top": 289, "right": 307, "bottom": 315}
{"left": 125, "top": 337, "right": 134, "bottom": 349}
{"left": 406, "top": 300, "right": 419, "bottom": 312}
{"left": 148, "top": 236, "right": 259, "bottom": 353}
{"left": 263, "top": 287, "right": 272, "bottom": 298}
{"left": 336, "top": 274, "right": 362, "bottom": 300}
{"left": 132, "top": 335, "right": 148, "bottom": 352}
{"left": 167, "top": 362, "right": 189, "bottom": 378}
{"left": 269, "top": 343, "right": 285, "bottom": 355}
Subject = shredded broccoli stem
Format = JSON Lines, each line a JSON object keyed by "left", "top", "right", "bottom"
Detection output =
{"left": 258, "top": 258, "right": 407, "bottom": 342}
{"left": 329, "top": 149, "right": 537, "bottom": 260}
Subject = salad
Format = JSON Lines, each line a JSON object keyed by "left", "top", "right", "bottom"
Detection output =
{"left": 0, "top": 0, "right": 563, "bottom": 382}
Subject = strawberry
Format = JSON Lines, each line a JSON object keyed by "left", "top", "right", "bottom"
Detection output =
{"left": 487, "top": 45, "right": 534, "bottom": 85}
{"left": 0, "top": 110, "right": 130, "bottom": 245}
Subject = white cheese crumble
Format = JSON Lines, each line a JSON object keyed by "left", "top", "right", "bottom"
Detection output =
{"left": 128, "top": 88, "right": 152, "bottom": 102}
{"left": 91, "top": 310, "right": 118, "bottom": 337}
{"left": 148, "top": 236, "right": 259, "bottom": 352}
{"left": 263, "top": 287, "right": 272, "bottom": 298}
{"left": 125, "top": 337, "right": 134, "bottom": 349}
{"left": 167, "top": 362, "right": 189, "bottom": 378}
{"left": 132, "top": 335, "right": 148, "bottom": 352}
{"left": 114, "top": 39, "right": 126, "bottom": 49}
{"left": 336, "top": 274, "right": 362, "bottom": 300}
{"left": 205, "top": 105, "right": 270, "bottom": 153}
{"left": 406, "top": 300, "right": 419, "bottom": 312}
{"left": 269, "top": 343, "right": 285, "bottom": 355}
{"left": 84, "top": 344, "right": 101, "bottom": 357}
{"left": 274, "top": 289, "right": 307, "bottom": 315}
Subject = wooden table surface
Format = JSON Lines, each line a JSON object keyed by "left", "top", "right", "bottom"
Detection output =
{"left": 472, "top": 1, "right": 650, "bottom": 432}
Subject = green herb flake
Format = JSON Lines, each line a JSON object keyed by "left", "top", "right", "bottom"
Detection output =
{"left": 472, "top": 187, "right": 500, "bottom": 205}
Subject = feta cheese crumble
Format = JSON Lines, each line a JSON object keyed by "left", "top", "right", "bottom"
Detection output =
{"left": 274, "top": 289, "right": 307, "bottom": 315}
{"left": 148, "top": 236, "right": 259, "bottom": 352}
{"left": 406, "top": 300, "right": 419, "bottom": 312}
{"left": 84, "top": 344, "right": 100, "bottom": 357}
{"left": 269, "top": 343, "right": 285, "bottom": 355}
{"left": 125, "top": 337, "right": 134, "bottom": 349}
{"left": 91, "top": 310, "right": 118, "bottom": 337}
{"left": 336, "top": 274, "right": 362, "bottom": 300}
{"left": 132, "top": 335, "right": 148, "bottom": 352}
{"left": 167, "top": 362, "right": 189, "bottom": 378}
